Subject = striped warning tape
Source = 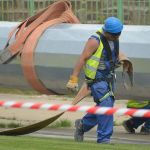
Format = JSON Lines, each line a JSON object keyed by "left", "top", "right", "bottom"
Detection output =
{"left": 0, "top": 100, "right": 150, "bottom": 118}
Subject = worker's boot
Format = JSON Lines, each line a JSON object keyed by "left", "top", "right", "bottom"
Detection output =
{"left": 140, "top": 126, "right": 150, "bottom": 135}
{"left": 74, "top": 119, "right": 84, "bottom": 142}
{"left": 122, "top": 120, "right": 135, "bottom": 133}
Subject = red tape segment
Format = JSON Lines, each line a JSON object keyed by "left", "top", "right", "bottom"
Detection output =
{"left": 0, "top": 100, "right": 150, "bottom": 118}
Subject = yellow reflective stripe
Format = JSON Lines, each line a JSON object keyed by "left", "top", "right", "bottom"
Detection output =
{"left": 86, "top": 59, "right": 99, "bottom": 67}
{"left": 84, "top": 67, "right": 96, "bottom": 79}
{"left": 90, "top": 55, "right": 100, "bottom": 62}
{"left": 85, "top": 64, "right": 97, "bottom": 72}
{"left": 99, "top": 91, "right": 114, "bottom": 102}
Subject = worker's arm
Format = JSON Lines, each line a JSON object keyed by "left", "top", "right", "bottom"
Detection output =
{"left": 72, "top": 38, "right": 99, "bottom": 77}
{"left": 66, "top": 38, "right": 99, "bottom": 91}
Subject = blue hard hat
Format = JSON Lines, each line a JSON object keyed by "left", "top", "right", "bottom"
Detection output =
{"left": 102, "top": 17, "right": 123, "bottom": 34}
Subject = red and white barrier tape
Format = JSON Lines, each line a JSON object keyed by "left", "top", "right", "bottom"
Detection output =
{"left": 0, "top": 100, "right": 150, "bottom": 117}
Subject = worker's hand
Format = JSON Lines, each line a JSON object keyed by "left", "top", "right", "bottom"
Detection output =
{"left": 66, "top": 75, "right": 79, "bottom": 92}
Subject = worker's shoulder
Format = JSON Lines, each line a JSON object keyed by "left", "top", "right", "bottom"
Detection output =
{"left": 89, "top": 32, "right": 100, "bottom": 44}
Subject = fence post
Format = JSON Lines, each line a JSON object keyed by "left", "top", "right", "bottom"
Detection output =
{"left": 28, "top": 0, "right": 35, "bottom": 16}
{"left": 1, "top": 0, "right": 4, "bottom": 21}
{"left": 117, "top": 0, "right": 123, "bottom": 22}
{"left": 149, "top": 0, "right": 150, "bottom": 24}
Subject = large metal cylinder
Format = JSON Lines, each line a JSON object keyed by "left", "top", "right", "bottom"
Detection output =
{"left": 0, "top": 22, "right": 150, "bottom": 100}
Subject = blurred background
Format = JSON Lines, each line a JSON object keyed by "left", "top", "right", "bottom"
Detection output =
{"left": 0, "top": 0, "right": 150, "bottom": 25}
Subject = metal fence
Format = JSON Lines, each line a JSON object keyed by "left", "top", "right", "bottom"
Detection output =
{"left": 0, "top": 0, "right": 150, "bottom": 25}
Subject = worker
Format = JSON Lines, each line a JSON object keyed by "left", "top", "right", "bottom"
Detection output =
{"left": 123, "top": 100, "right": 150, "bottom": 134}
{"left": 66, "top": 17, "right": 124, "bottom": 143}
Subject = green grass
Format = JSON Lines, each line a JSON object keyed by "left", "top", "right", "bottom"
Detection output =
{"left": 0, "top": 123, "right": 6, "bottom": 128}
{"left": 0, "top": 122, "right": 22, "bottom": 128}
{"left": 0, "top": 136, "right": 149, "bottom": 150}
{"left": 0, "top": 119, "right": 71, "bottom": 129}
{"left": 7, "top": 122, "right": 22, "bottom": 128}
{"left": 48, "top": 119, "right": 72, "bottom": 128}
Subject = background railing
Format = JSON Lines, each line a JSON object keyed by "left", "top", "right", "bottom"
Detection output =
{"left": 0, "top": 0, "right": 150, "bottom": 25}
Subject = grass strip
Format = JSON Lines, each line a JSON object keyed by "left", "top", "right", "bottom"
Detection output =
{"left": 0, "top": 136, "right": 149, "bottom": 150}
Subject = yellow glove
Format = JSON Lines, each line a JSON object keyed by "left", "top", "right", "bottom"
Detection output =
{"left": 66, "top": 75, "right": 79, "bottom": 92}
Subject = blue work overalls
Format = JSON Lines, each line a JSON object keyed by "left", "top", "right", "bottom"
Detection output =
{"left": 82, "top": 39, "right": 118, "bottom": 143}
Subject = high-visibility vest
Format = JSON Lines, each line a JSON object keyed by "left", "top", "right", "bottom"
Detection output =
{"left": 84, "top": 36, "right": 104, "bottom": 79}
{"left": 84, "top": 30, "right": 119, "bottom": 80}
{"left": 127, "top": 100, "right": 150, "bottom": 108}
